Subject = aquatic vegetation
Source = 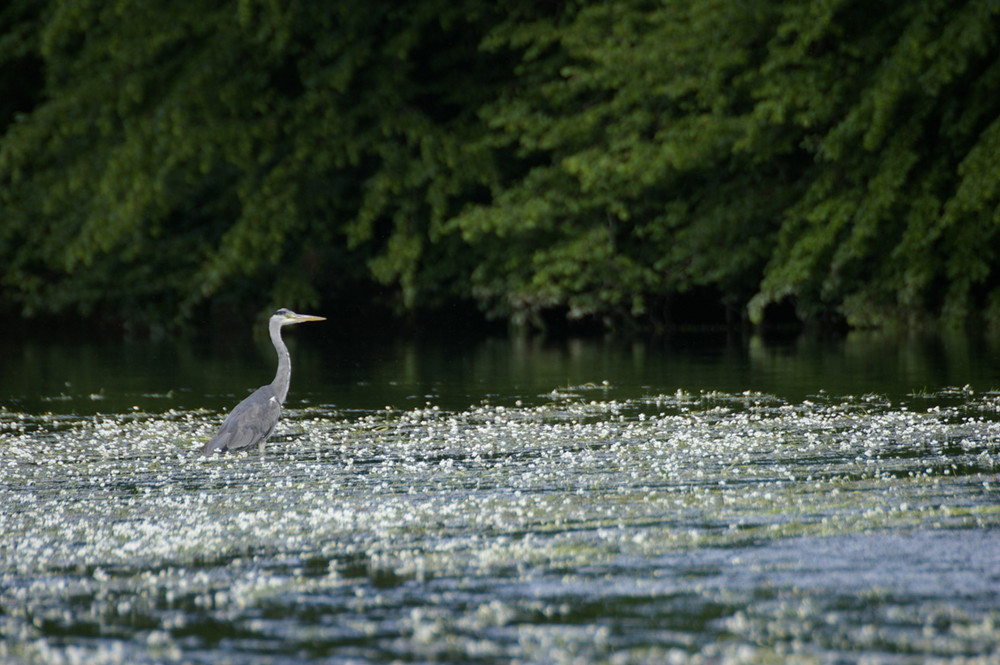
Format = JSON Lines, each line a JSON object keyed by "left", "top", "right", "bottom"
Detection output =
{"left": 1, "top": 389, "right": 999, "bottom": 663}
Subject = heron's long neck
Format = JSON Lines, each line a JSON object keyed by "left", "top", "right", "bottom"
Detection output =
{"left": 269, "top": 320, "right": 291, "bottom": 403}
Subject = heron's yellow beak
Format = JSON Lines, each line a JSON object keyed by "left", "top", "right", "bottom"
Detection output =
{"left": 293, "top": 314, "right": 326, "bottom": 322}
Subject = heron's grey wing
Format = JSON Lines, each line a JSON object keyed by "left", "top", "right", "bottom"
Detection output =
{"left": 202, "top": 386, "right": 282, "bottom": 453}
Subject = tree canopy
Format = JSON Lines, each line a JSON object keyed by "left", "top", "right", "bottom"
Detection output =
{"left": 2, "top": 0, "right": 999, "bottom": 333}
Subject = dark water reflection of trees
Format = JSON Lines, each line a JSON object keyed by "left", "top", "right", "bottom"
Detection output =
{"left": 3, "top": 330, "right": 1000, "bottom": 417}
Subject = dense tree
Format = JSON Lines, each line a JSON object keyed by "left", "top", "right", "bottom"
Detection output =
{"left": 0, "top": 0, "right": 500, "bottom": 326}
{"left": 2, "top": 0, "right": 999, "bottom": 332}
{"left": 745, "top": 0, "right": 1000, "bottom": 328}
{"left": 459, "top": 0, "right": 1000, "bottom": 330}
{"left": 452, "top": 1, "right": 797, "bottom": 330}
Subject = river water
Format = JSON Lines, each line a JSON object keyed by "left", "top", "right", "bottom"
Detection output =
{"left": 1, "top": 331, "right": 999, "bottom": 663}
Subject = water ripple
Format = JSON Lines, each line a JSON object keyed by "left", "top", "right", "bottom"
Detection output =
{"left": 2, "top": 390, "right": 999, "bottom": 663}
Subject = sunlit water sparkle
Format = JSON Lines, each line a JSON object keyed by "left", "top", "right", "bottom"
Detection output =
{"left": 2, "top": 388, "right": 999, "bottom": 664}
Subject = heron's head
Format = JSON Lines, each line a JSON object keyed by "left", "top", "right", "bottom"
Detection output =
{"left": 272, "top": 308, "right": 326, "bottom": 326}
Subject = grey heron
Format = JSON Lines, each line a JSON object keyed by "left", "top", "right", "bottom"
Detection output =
{"left": 202, "top": 308, "right": 325, "bottom": 454}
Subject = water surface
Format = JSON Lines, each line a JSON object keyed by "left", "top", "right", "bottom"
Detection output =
{"left": 4, "top": 330, "right": 1000, "bottom": 413}
{"left": 1, "top": 332, "right": 999, "bottom": 663}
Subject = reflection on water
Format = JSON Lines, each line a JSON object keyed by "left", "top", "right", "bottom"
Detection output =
{"left": 2, "top": 387, "right": 998, "bottom": 664}
{"left": 4, "top": 330, "right": 1000, "bottom": 415}
{"left": 2, "top": 330, "right": 1000, "bottom": 663}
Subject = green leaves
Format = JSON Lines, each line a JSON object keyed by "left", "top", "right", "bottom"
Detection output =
{"left": 453, "top": 0, "right": 784, "bottom": 327}
{"left": 2, "top": 0, "right": 1000, "bottom": 331}
{"left": 748, "top": 0, "right": 1000, "bottom": 327}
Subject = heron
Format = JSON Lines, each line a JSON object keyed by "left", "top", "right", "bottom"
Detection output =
{"left": 202, "top": 308, "right": 325, "bottom": 455}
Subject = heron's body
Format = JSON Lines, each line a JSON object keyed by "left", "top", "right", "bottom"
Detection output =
{"left": 202, "top": 309, "right": 325, "bottom": 454}
{"left": 202, "top": 385, "right": 282, "bottom": 454}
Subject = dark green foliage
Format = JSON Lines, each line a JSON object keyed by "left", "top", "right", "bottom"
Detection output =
{"left": 0, "top": 0, "right": 500, "bottom": 326}
{"left": 747, "top": 0, "right": 1000, "bottom": 328}
{"left": 2, "top": 0, "right": 999, "bottom": 332}
{"left": 453, "top": 1, "right": 793, "bottom": 330}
